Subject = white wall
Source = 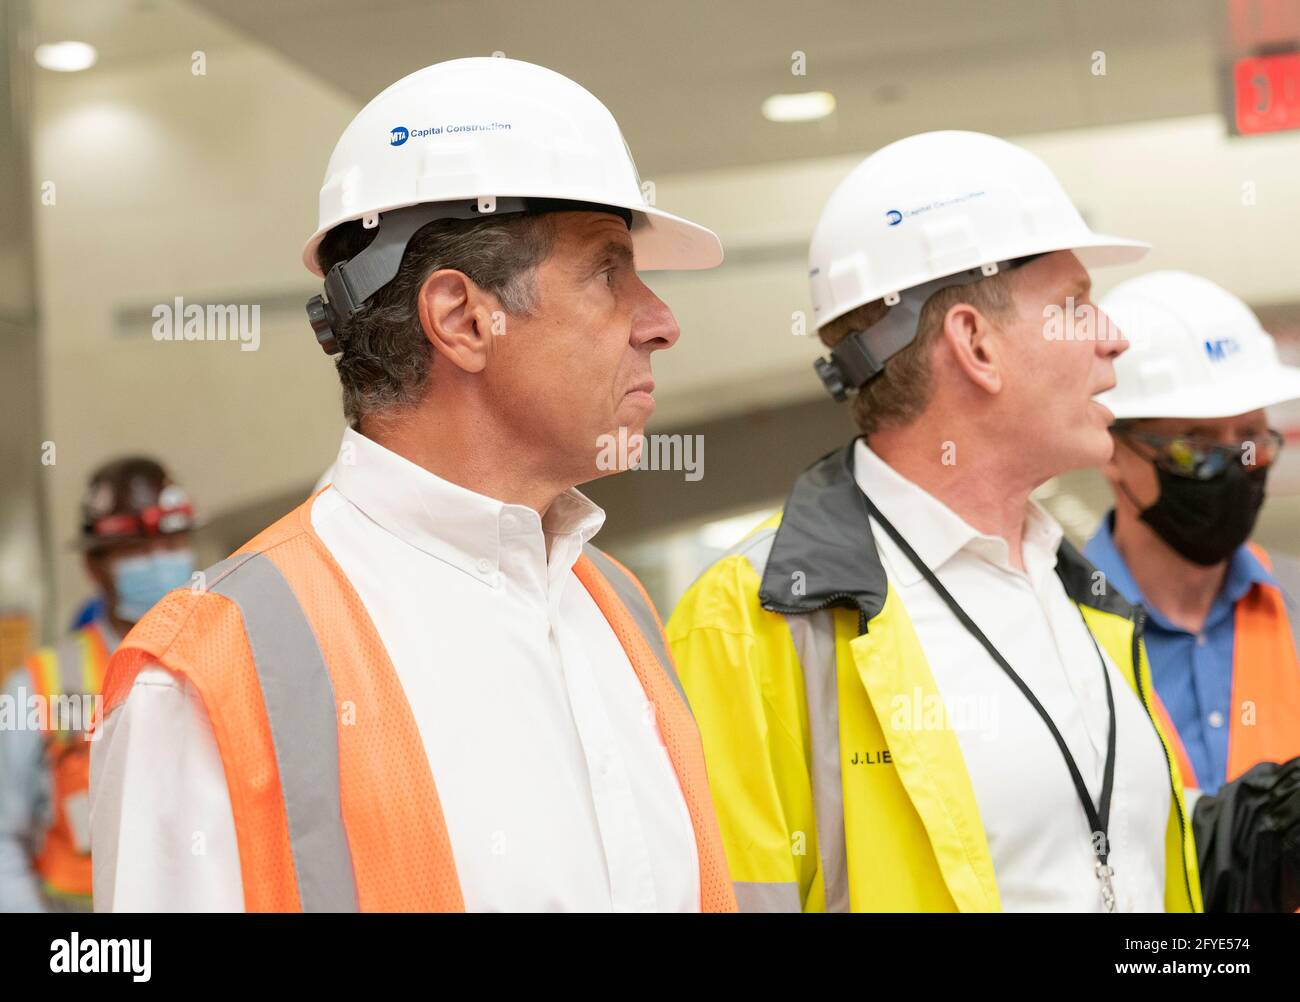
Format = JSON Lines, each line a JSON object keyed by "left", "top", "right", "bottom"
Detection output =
{"left": 33, "top": 33, "right": 357, "bottom": 626}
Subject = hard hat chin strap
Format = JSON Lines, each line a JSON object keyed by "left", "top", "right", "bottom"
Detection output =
{"left": 814, "top": 253, "right": 1044, "bottom": 402}
{"left": 305, "top": 197, "right": 634, "bottom": 355}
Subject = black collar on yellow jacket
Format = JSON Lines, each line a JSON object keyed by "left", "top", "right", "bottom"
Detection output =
{"left": 757, "top": 439, "right": 1136, "bottom": 626}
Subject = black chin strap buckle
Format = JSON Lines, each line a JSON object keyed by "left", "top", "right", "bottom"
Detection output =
{"left": 305, "top": 294, "right": 341, "bottom": 355}
{"left": 814, "top": 355, "right": 850, "bottom": 402}
{"left": 814, "top": 330, "right": 886, "bottom": 402}
{"left": 305, "top": 256, "right": 365, "bottom": 356}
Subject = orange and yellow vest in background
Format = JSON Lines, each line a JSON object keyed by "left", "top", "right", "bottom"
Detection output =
{"left": 24, "top": 621, "right": 110, "bottom": 906}
{"left": 1151, "top": 544, "right": 1300, "bottom": 791}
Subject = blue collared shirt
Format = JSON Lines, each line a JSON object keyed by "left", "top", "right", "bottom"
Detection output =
{"left": 1084, "top": 513, "right": 1274, "bottom": 794}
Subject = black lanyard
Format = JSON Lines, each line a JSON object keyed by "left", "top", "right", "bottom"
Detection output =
{"left": 859, "top": 489, "right": 1120, "bottom": 909}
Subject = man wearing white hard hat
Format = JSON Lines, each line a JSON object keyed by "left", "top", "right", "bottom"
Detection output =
{"left": 668, "top": 130, "right": 1207, "bottom": 912}
{"left": 1083, "top": 271, "right": 1300, "bottom": 909}
{"left": 90, "top": 57, "right": 736, "bottom": 913}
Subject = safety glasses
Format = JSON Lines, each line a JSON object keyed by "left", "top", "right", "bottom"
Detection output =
{"left": 1117, "top": 427, "right": 1284, "bottom": 480}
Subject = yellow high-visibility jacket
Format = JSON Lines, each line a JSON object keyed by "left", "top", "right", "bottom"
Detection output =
{"left": 667, "top": 443, "right": 1202, "bottom": 912}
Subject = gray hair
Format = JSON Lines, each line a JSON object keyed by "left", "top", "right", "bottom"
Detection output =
{"left": 316, "top": 212, "right": 556, "bottom": 426}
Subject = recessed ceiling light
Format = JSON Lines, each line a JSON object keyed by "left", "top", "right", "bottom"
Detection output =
{"left": 762, "top": 91, "right": 836, "bottom": 123}
{"left": 35, "top": 41, "right": 97, "bottom": 73}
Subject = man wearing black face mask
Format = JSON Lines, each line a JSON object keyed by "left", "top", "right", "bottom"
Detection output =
{"left": 1086, "top": 269, "right": 1300, "bottom": 794}
{"left": 1084, "top": 271, "right": 1300, "bottom": 910}
{"left": 1086, "top": 272, "right": 1300, "bottom": 909}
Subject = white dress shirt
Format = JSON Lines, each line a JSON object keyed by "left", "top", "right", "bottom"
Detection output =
{"left": 854, "top": 440, "right": 1171, "bottom": 912}
{"left": 90, "top": 428, "right": 700, "bottom": 912}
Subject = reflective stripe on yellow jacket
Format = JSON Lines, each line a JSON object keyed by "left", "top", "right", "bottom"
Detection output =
{"left": 666, "top": 443, "right": 1202, "bottom": 913}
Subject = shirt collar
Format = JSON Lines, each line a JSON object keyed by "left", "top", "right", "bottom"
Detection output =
{"left": 1082, "top": 510, "right": 1276, "bottom": 632}
{"left": 852, "top": 439, "right": 1064, "bottom": 586}
{"left": 758, "top": 441, "right": 1134, "bottom": 623}
{"left": 1222, "top": 542, "right": 1275, "bottom": 608}
{"left": 329, "top": 426, "right": 606, "bottom": 583}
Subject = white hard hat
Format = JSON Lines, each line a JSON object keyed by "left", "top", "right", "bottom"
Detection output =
{"left": 302, "top": 57, "right": 721, "bottom": 353}
{"left": 1097, "top": 270, "right": 1300, "bottom": 420}
{"left": 809, "top": 130, "right": 1148, "bottom": 327}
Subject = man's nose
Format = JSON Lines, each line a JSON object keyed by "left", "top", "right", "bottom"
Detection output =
{"left": 631, "top": 284, "right": 681, "bottom": 351}
{"left": 1215, "top": 426, "right": 1246, "bottom": 447}
{"left": 1097, "top": 306, "right": 1129, "bottom": 358}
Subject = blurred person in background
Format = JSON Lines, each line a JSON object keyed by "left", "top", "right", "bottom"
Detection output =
{"left": 90, "top": 57, "right": 735, "bottom": 913}
{"left": 0, "top": 457, "right": 195, "bottom": 911}
{"left": 1086, "top": 271, "right": 1300, "bottom": 912}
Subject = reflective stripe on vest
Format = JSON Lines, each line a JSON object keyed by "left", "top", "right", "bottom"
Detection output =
{"left": 203, "top": 551, "right": 359, "bottom": 913}
{"left": 78, "top": 624, "right": 110, "bottom": 695}
{"left": 103, "top": 496, "right": 737, "bottom": 913}
{"left": 582, "top": 544, "right": 692, "bottom": 715}
{"left": 734, "top": 880, "right": 802, "bottom": 912}
{"left": 573, "top": 544, "right": 736, "bottom": 911}
{"left": 738, "top": 529, "right": 846, "bottom": 912}
{"left": 27, "top": 622, "right": 109, "bottom": 736}
{"left": 24, "top": 622, "right": 111, "bottom": 903}
{"left": 103, "top": 507, "right": 465, "bottom": 913}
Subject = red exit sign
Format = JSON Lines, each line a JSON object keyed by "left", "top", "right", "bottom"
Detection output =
{"left": 1233, "top": 51, "right": 1300, "bottom": 134}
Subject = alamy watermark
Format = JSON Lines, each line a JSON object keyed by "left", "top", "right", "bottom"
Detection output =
{"left": 151, "top": 296, "right": 260, "bottom": 351}
{"left": 596, "top": 426, "right": 704, "bottom": 481}
{"left": 890, "top": 686, "right": 1000, "bottom": 741}
{"left": 1042, "top": 298, "right": 1124, "bottom": 343}
{"left": 50, "top": 934, "right": 150, "bottom": 982}
{"left": 0, "top": 686, "right": 101, "bottom": 739}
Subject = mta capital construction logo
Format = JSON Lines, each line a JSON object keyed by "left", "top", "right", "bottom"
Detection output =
{"left": 390, "top": 126, "right": 409, "bottom": 146}
{"left": 1204, "top": 337, "right": 1241, "bottom": 362}
{"left": 885, "top": 192, "right": 984, "bottom": 227}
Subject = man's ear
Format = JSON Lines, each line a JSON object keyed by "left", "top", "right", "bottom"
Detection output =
{"left": 416, "top": 269, "right": 502, "bottom": 375}
{"left": 940, "top": 302, "right": 1002, "bottom": 395}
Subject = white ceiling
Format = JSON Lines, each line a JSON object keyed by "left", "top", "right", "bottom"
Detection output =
{"left": 37, "top": 0, "right": 1260, "bottom": 177}
{"left": 33, "top": 0, "right": 1300, "bottom": 176}
{"left": 32, "top": 0, "right": 245, "bottom": 65}
{"left": 187, "top": 0, "right": 1233, "bottom": 175}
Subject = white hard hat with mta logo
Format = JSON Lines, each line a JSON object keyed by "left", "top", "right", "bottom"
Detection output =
{"left": 302, "top": 56, "right": 722, "bottom": 354}
{"left": 1097, "top": 270, "right": 1300, "bottom": 420}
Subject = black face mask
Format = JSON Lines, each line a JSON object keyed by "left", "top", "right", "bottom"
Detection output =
{"left": 1125, "top": 461, "right": 1268, "bottom": 566}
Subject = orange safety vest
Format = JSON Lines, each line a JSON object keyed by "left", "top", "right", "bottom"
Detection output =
{"left": 101, "top": 495, "right": 737, "bottom": 913}
{"left": 1149, "top": 544, "right": 1300, "bottom": 791}
{"left": 24, "top": 620, "right": 111, "bottom": 906}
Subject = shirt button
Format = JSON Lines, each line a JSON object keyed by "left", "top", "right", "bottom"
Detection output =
{"left": 501, "top": 512, "right": 516, "bottom": 530}
{"left": 476, "top": 557, "right": 492, "bottom": 574}
{"left": 1196, "top": 634, "right": 1207, "bottom": 647}
{"left": 1208, "top": 710, "right": 1224, "bottom": 728}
